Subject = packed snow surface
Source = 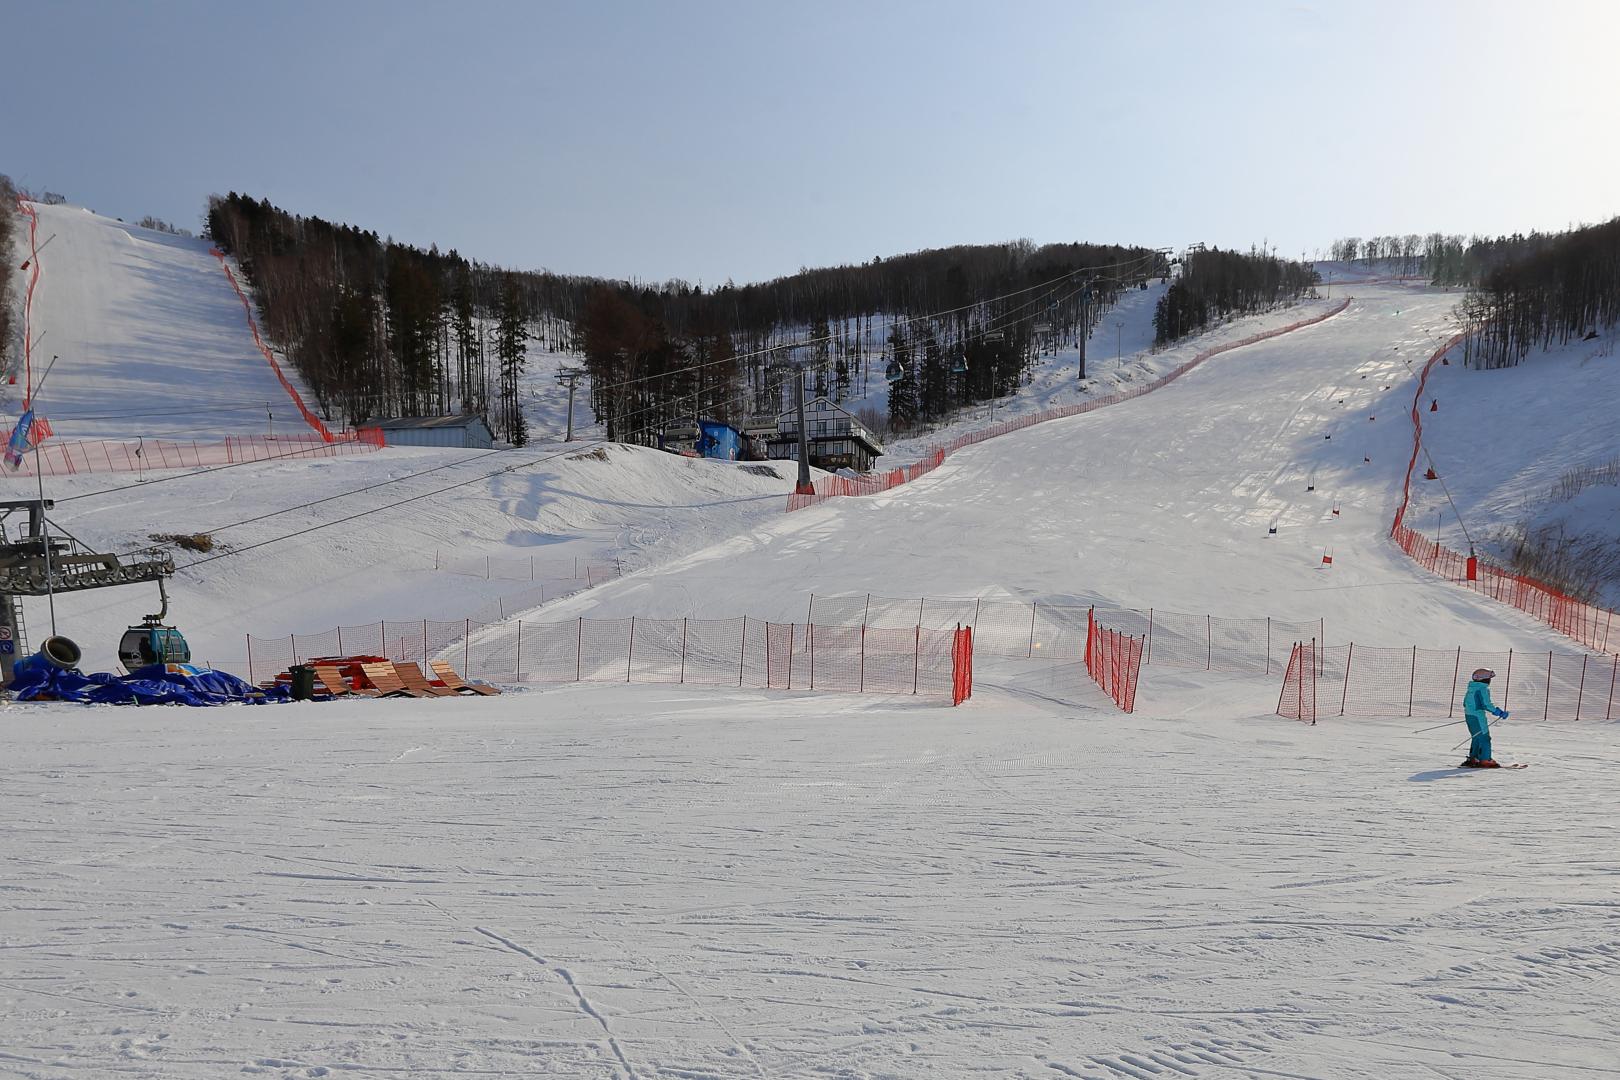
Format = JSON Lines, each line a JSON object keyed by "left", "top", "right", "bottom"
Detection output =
{"left": 4, "top": 218, "right": 1618, "bottom": 1078}
{"left": 6, "top": 203, "right": 326, "bottom": 440}
{"left": 3, "top": 691, "right": 1616, "bottom": 1079}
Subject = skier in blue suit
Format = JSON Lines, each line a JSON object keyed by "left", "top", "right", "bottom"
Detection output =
{"left": 1461, "top": 667, "right": 1508, "bottom": 768}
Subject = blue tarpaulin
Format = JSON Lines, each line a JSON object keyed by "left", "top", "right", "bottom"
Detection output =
{"left": 10, "top": 662, "right": 291, "bottom": 706}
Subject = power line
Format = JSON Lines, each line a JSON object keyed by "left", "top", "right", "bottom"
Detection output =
{"left": 61, "top": 253, "right": 1159, "bottom": 510}
{"left": 586, "top": 251, "right": 1163, "bottom": 395}
{"left": 179, "top": 267, "right": 1157, "bottom": 567}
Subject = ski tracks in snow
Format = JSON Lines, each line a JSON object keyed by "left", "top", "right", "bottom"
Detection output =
{"left": 473, "top": 926, "right": 641, "bottom": 1079}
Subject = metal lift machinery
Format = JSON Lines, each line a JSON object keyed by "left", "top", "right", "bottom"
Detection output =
{"left": 0, "top": 499, "right": 186, "bottom": 685}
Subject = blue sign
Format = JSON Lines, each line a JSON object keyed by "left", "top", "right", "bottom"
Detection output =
{"left": 0, "top": 640, "right": 15, "bottom": 654}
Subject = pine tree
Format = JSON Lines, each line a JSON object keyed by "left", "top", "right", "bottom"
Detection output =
{"left": 919, "top": 331, "right": 948, "bottom": 421}
{"left": 450, "top": 264, "right": 478, "bottom": 415}
{"left": 810, "top": 314, "right": 831, "bottom": 399}
{"left": 495, "top": 277, "right": 529, "bottom": 445}
{"left": 886, "top": 326, "right": 918, "bottom": 433}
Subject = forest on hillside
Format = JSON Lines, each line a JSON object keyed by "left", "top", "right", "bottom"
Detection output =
{"left": 1455, "top": 218, "right": 1620, "bottom": 369}
{"left": 1152, "top": 247, "right": 1319, "bottom": 346}
{"left": 0, "top": 175, "right": 17, "bottom": 383}
{"left": 206, "top": 192, "right": 1167, "bottom": 446}
{"left": 1330, "top": 219, "right": 1620, "bottom": 368}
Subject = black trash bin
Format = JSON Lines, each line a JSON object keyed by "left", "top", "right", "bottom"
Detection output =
{"left": 289, "top": 664, "right": 317, "bottom": 700}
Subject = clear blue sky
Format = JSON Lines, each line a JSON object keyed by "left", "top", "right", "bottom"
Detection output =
{"left": 5, "top": 0, "right": 1616, "bottom": 284}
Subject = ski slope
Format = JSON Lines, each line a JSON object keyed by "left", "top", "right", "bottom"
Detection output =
{"left": 4, "top": 682, "right": 1617, "bottom": 1079}
{"left": 546, "top": 285, "right": 1589, "bottom": 666}
{"left": 32, "top": 445, "right": 810, "bottom": 672}
{"left": 5, "top": 261, "right": 1619, "bottom": 1079}
{"left": 6, "top": 202, "right": 328, "bottom": 441}
{"left": 1408, "top": 332, "right": 1620, "bottom": 608}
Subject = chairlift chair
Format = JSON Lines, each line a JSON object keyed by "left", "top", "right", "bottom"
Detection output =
{"left": 884, "top": 358, "right": 906, "bottom": 384}
{"left": 950, "top": 346, "right": 969, "bottom": 375}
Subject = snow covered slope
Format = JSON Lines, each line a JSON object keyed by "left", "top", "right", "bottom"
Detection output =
{"left": 35, "top": 445, "right": 808, "bottom": 671}
{"left": 5, "top": 676, "right": 1617, "bottom": 1079}
{"left": 7, "top": 202, "right": 326, "bottom": 441}
{"left": 549, "top": 285, "right": 1588, "bottom": 660}
{"left": 6, "top": 254, "right": 1619, "bottom": 1080}
{"left": 1407, "top": 332, "right": 1620, "bottom": 607}
{"left": 26, "top": 281, "right": 1602, "bottom": 681}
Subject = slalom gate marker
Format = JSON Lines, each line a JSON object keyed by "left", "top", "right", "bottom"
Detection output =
{"left": 1389, "top": 331, "right": 1618, "bottom": 656}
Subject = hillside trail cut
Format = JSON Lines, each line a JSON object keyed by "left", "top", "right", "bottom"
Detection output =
{"left": 7, "top": 202, "right": 331, "bottom": 442}
{"left": 548, "top": 284, "right": 1590, "bottom": 657}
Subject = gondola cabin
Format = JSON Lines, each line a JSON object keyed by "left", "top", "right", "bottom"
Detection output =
{"left": 118, "top": 621, "right": 191, "bottom": 672}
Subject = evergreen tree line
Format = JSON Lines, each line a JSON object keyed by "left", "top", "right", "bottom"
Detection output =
{"left": 880, "top": 265, "right": 1158, "bottom": 437}
{"left": 1331, "top": 219, "right": 1620, "bottom": 367}
{"left": 207, "top": 193, "right": 532, "bottom": 443}
{"left": 1327, "top": 232, "right": 1546, "bottom": 286}
{"left": 209, "top": 191, "right": 1162, "bottom": 447}
{"left": 1455, "top": 217, "right": 1620, "bottom": 369}
{"left": 581, "top": 242, "right": 1165, "bottom": 443}
{"left": 0, "top": 175, "right": 16, "bottom": 384}
{"left": 1153, "top": 248, "right": 1319, "bottom": 346}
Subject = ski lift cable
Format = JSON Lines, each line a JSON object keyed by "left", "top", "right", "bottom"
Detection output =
{"left": 173, "top": 265, "right": 1121, "bottom": 571}
{"left": 74, "top": 255, "right": 1160, "bottom": 550}
{"left": 55, "top": 258, "right": 1154, "bottom": 508}
{"left": 59, "top": 261, "right": 1127, "bottom": 520}
{"left": 587, "top": 251, "right": 1162, "bottom": 395}
{"left": 179, "top": 371, "right": 788, "bottom": 566}
{"left": 59, "top": 339, "right": 767, "bottom": 516}
{"left": 183, "top": 282, "right": 1130, "bottom": 568}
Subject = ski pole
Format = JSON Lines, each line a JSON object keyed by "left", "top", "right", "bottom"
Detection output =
{"left": 1451, "top": 715, "right": 1506, "bottom": 752}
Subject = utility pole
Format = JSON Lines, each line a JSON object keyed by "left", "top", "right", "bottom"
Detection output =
{"left": 1077, "top": 289, "right": 1088, "bottom": 381}
{"left": 793, "top": 369, "right": 813, "bottom": 495}
{"left": 555, "top": 365, "right": 585, "bottom": 442}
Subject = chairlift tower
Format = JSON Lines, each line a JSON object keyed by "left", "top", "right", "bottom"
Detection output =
{"left": 0, "top": 499, "right": 176, "bottom": 684}
{"left": 553, "top": 365, "right": 587, "bottom": 442}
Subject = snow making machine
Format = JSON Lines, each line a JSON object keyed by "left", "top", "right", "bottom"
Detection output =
{"left": 0, "top": 498, "right": 185, "bottom": 685}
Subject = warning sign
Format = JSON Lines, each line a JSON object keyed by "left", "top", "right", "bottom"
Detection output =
{"left": 0, "top": 626, "right": 12, "bottom": 640}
